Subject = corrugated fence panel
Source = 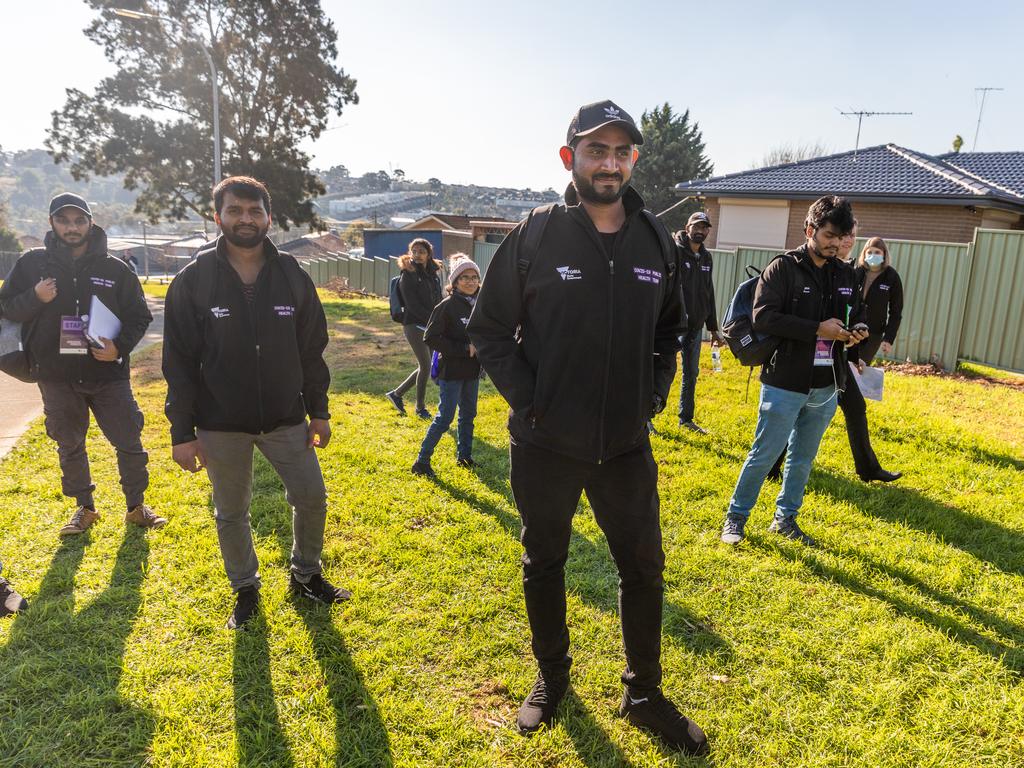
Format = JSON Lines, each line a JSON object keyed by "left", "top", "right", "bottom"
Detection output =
{"left": 374, "top": 257, "right": 389, "bottom": 297}
{"left": 473, "top": 241, "right": 501, "bottom": 278}
{"left": 960, "top": 229, "right": 1024, "bottom": 373}
{"left": 881, "top": 239, "right": 971, "bottom": 369}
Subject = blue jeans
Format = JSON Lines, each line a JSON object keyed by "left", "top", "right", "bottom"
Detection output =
{"left": 728, "top": 383, "right": 838, "bottom": 522}
{"left": 677, "top": 328, "right": 703, "bottom": 422}
{"left": 417, "top": 377, "right": 479, "bottom": 464}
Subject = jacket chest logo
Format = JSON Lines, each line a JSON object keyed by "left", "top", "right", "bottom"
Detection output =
{"left": 274, "top": 305, "right": 295, "bottom": 317}
{"left": 838, "top": 287, "right": 853, "bottom": 297}
{"left": 880, "top": 284, "right": 890, "bottom": 291}
{"left": 633, "top": 267, "right": 661, "bottom": 285}
{"left": 90, "top": 277, "right": 115, "bottom": 288}
{"left": 210, "top": 306, "right": 230, "bottom": 319}
{"left": 556, "top": 266, "right": 583, "bottom": 281}
{"left": 460, "top": 317, "right": 470, "bottom": 325}
{"left": 700, "top": 265, "right": 711, "bottom": 272}
{"left": 684, "top": 262, "right": 692, "bottom": 269}
{"left": 802, "top": 286, "right": 812, "bottom": 294}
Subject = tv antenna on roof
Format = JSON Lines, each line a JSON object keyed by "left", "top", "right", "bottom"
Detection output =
{"left": 972, "top": 87, "right": 1004, "bottom": 151}
{"left": 838, "top": 109, "right": 912, "bottom": 160}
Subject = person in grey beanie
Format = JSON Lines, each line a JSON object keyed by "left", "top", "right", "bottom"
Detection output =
{"left": 411, "top": 255, "right": 482, "bottom": 478}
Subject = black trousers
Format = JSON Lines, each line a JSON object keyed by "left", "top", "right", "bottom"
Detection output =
{"left": 509, "top": 436, "right": 665, "bottom": 694}
{"left": 768, "top": 372, "right": 881, "bottom": 479}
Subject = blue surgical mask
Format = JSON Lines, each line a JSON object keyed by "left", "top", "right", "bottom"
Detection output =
{"left": 864, "top": 251, "right": 884, "bottom": 268}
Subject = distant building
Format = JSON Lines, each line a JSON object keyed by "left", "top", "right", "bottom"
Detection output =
{"left": 675, "top": 145, "right": 1024, "bottom": 249}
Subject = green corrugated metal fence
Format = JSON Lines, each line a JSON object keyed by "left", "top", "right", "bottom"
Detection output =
{"left": 959, "top": 229, "right": 1024, "bottom": 372}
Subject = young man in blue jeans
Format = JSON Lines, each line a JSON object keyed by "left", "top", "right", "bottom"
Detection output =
{"left": 722, "top": 196, "right": 868, "bottom": 546}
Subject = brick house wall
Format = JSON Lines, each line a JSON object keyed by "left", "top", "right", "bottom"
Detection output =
{"left": 784, "top": 201, "right": 985, "bottom": 247}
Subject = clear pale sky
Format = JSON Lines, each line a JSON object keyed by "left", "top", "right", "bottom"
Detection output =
{"left": 1, "top": 0, "right": 1021, "bottom": 191}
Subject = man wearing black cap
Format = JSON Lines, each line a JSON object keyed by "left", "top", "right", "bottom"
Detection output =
{"left": 0, "top": 193, "right": 163, "bottom": 536}
{"left": 675, "top": 211, "right": 725, "bottom": 433}
{"left": 469, "top": 100, "right": 707, "bottom": 755}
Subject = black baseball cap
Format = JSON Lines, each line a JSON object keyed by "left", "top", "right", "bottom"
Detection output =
{"left": 687, "top": 211, "right": 712, "bottom": 228}
{"left": 49, "top": 193, "right": 92, "bottom": 218}
{"left": 566, "top": 100, "right": 644, "bottom": 146}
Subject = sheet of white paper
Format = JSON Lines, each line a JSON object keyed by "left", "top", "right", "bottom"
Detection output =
{"left": 86, "top": 295, "right": 122, "bottom": 349}
{"left": 849, "top": 361, "right": 883, "bottom": 401}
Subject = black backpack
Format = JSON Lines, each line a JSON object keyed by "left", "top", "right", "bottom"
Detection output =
{"left": 388, "top": 274, "right": 404, "bottom": 323}
{"left": 721, "top": 260, "right": 784, "bottom": 367}
{"left": 0, "top": 313, "right": 32, "bottom": 382}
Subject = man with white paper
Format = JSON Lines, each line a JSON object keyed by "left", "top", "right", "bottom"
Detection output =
{"left": 0, "top": 193, "right": 164, "bottom": 536}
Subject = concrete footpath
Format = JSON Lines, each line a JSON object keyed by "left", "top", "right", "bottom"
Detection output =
{"left": 0, "top": 296, "right": 164, "bottom": 460}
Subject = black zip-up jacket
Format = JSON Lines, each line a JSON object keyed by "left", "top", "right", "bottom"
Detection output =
{"left": 468, "top": 185, "right": 683, "bottom": 463}
{"left": 424, "top": 292, "right": 481, "bottom": 381}
{"left": 399, "top": 260, "right": 443, "bottom": 327}
{"left": 0, "top": 226, "right": 151, "bottom": 383}
{"left": 162, "top": 237, "right": 330, "bottom": 445}
{"left": 674, "top": 232, "right": 719, "bottom": 333}
{"left": 852, "top": 264, "right": 903, "bottom": 363}
{"left": 753, "top": 244, "right": 866, "bottom": 394}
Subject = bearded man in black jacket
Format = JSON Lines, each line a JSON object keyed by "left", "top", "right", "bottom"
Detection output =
{"left": 0, "top": 193, "right": 163, "bottom": 537}
{"left": 163, "top": 176, "right": 349, "bottom": 631}
{"left": 720, "top": 196, "right": 868, "bottom": 548}
{"left": 468, "top": 101, "right": 708, "bottom": 756}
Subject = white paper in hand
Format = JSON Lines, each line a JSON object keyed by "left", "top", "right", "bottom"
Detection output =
{"left": 85, "top": 295, "right": 122, "bottom": 349}
{"left": 849, "top": 362, "right": 884, "bottom": 401}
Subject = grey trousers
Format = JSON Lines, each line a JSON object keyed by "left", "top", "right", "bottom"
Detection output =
{"left": 394, "top": 324, "right": 433, "bottom": 411}
{"left": 38, "top": 379, "right": 148, "bottom": 509}
{"left": 198, "top": 421, "right": 327, "bottom": 592}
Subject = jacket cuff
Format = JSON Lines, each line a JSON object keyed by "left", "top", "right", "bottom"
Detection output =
{"left": 171, "top": 428, "right": 197, "bottom": 446}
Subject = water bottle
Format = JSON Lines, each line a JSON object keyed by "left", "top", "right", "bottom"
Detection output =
{"left": 711, "top": 345, "right": 722, "bottom": 372}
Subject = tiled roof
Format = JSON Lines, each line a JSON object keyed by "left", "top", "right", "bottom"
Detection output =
{"left": 938, "top": 151, "right": 1024, "bottom": 198}
{"left": 676, "top": 144, "right": 1024, "bottom": 206}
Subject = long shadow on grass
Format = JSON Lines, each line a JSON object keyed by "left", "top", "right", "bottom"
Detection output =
{"left": 806, "top": 470, "right": 1024, "bottom": 578}
{"left": 241, "top": 453, "right": 394, "bottom": 767}
{"left": 0, "top": 530, "right": 156, "bottom": 764}
{"left": 432, "top": 436, "right": 731, "bottom": 663}
{"left": 234, "top": 613, "right": 295, "bottom": 768}
{"left": 561, "top": 692, "right": 636, "bottom": 767}
{"left": 750, "top": 535, "right": 1024, "bottom": 673}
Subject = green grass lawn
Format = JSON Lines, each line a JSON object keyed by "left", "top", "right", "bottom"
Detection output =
{"left": 1, "top": 295, "right": 1023, "bottom": 768}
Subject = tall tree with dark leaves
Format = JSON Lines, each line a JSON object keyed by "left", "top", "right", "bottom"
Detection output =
{"left": 47, "top": 0, "right": 358, "bottom": 229}
{"left": 629, "top": 103, "right": 713, "bottom": 231}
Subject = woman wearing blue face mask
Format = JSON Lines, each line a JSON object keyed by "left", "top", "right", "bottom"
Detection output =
{"left": 853, "top": 237, "right": 903, "bottom": 364}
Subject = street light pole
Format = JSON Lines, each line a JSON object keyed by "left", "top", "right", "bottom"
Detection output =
{"left": 113, "top": 8, "right": 221, "bottom": 187}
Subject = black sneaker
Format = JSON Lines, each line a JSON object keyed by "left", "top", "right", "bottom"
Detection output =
{"left": 517, "top": 673, "right": 568, "bottom": 734}
{"left": 619, "top": 689, "right": 709, "bottom": 756}
{"left": 0, "top": 577, "right": 28, "bottom": 617}
{"left": 720, "top": 513, "right": 746, "bottom": 545}
{"left": 385, "top": 390, "right": 406, "bottom": 416}
{"left": 411, "top": 461, "right": 436, "bottom": 478}
{"left": 226, "top": 586, "right": 260, "bottom": 630}
{"left": 290, "top": 573, "right": 352, "bottom": 604}
{"left": 415, "top": 408, "right": 432, "bottom": 420}
{"left": 456, "top": 457, "right": 479, "bottom": 469}
{"left": 768, "top": 516, "right": 817, "bottom": 546}
{"left": 679, "top": 420, "right": 708, "bottom": 435}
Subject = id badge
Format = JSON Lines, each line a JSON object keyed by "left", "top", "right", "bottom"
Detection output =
{"left": 813, "top": 338, "right": 833, "bottom": 367}
{"left": 59, "top": 315, "right": 89, "bottom": 355}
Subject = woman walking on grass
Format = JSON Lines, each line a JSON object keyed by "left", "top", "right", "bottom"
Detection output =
{"left": 411, "top": 255, "right": 482, "bottom": 478}
{"left": 386, "top": 238, "right": 443, "bottom": 419}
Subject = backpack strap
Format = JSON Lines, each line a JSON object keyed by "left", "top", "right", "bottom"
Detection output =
{"left": 275, "top": 251, "right": 308, "bottom": 317}
{"left": 641, "top": 209, "right": 677, "bottom": 279}
{"left": 516, "top": 203, "right": 556, "bottom": 276}
{"left": 194, "top": 246, "right": 219, "bottom": 320}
